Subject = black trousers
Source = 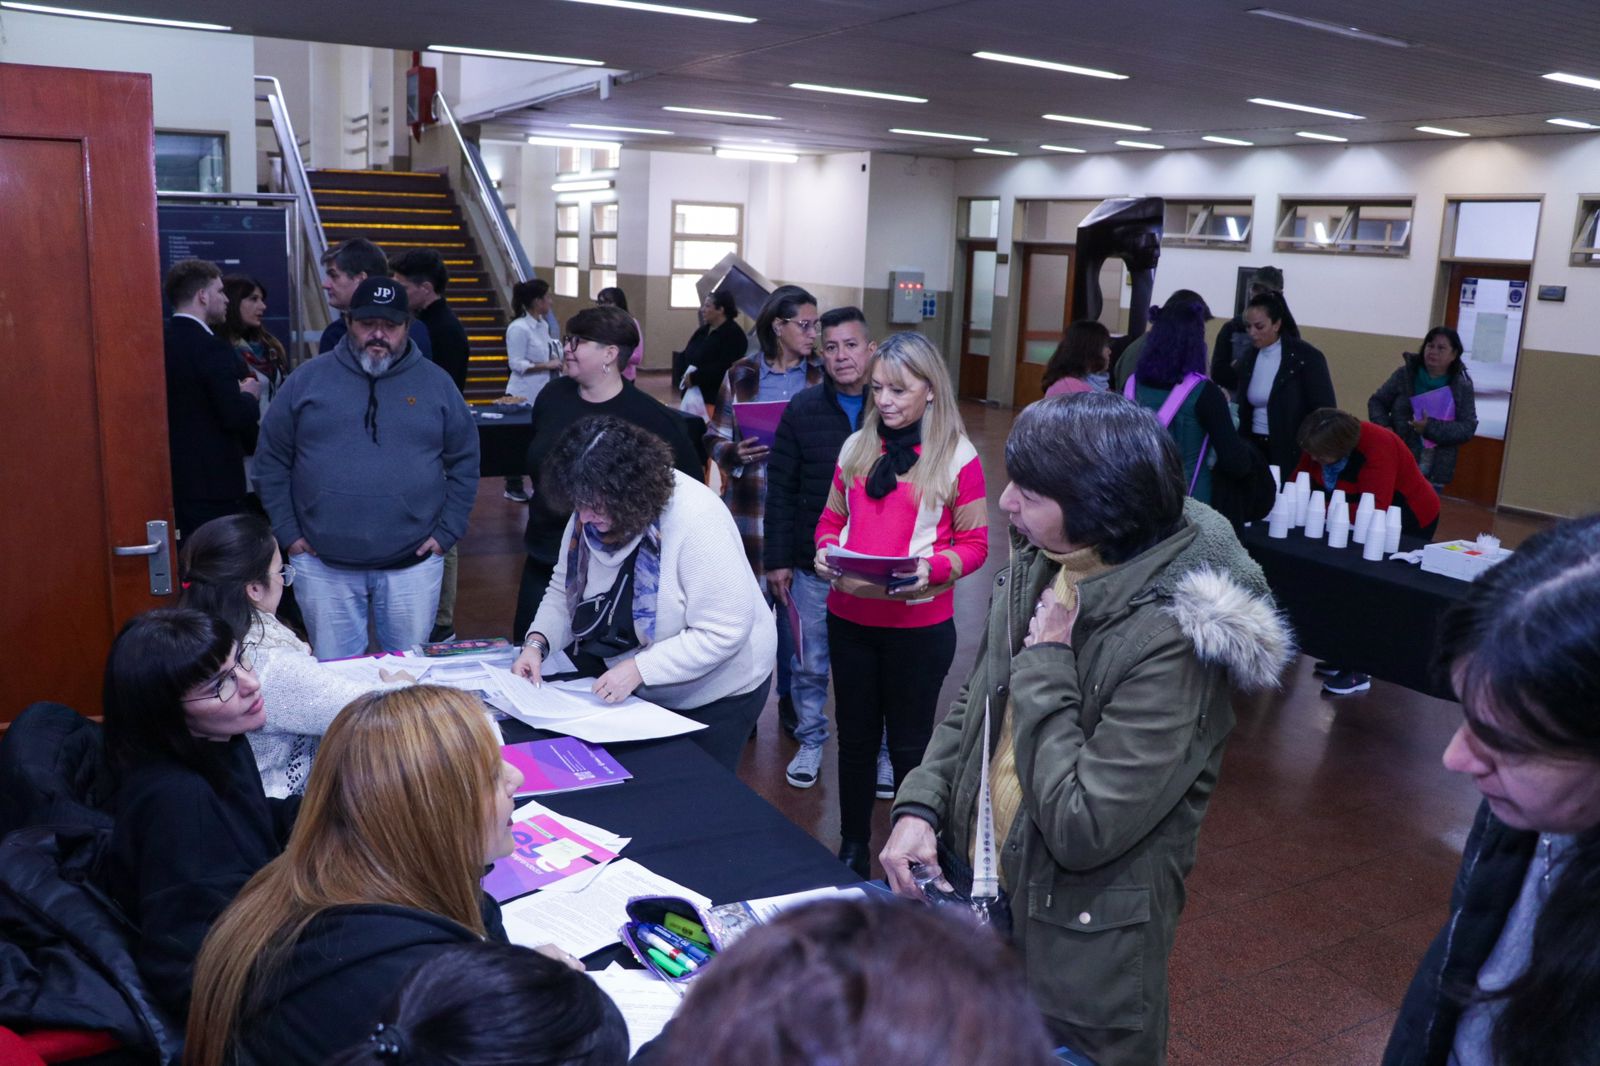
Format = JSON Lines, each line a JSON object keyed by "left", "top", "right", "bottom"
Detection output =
{"left": 512, "top": 556, "right": 556, "bottom": 642}
{"left": 827, "top": 613, "right": 956, "bottom": 845}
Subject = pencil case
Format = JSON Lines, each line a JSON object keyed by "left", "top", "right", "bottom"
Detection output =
{"left": 619, "top": 895, "right": 722, "bottom": 984}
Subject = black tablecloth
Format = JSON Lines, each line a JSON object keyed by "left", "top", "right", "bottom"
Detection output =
{"left": 472, "top": 407, "right": 532, "bottom": 479}
{"left": 1240, "top": 525, "right": 1469, "bottom": 700}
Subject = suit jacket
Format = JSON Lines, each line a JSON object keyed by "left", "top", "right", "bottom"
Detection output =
{"left": 164, "top": 315, "right": 259, "bottom": 507}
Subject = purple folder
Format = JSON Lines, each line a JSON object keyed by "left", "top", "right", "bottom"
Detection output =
{"left": 733, "top": 401, "right": 788, "bottom": 450}
{"left": 1410, "top": 388, "right": 1455, "bottom": 448}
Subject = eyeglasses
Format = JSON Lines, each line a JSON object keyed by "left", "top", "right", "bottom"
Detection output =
{"left": 562, "top": 335, "right": 592, "bottom": 350}
{"left": 780, "top": 317, "right": 819, "bottom": 334}
{"left": 181, "top": 646, "right": 257, "bottom": 704}
{"left": 278, "top": 562, "right": 296, "bottom": 588}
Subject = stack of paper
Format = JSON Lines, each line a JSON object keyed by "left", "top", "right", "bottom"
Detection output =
{"left": 501, "top": 858, "right": 710, "bottom": 960}
{"left": 590, "top": 964, "right": 684, "bottom": 1056}
{"left": 318, "top": 653, "right": 431, "bottom": 685}
{"left": 485, "top": 665, "right": 706, "bottom": 743}
{"left": 503, "top": 737, "right": 632, "bottom": 797}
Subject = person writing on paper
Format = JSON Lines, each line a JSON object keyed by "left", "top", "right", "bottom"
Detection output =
{"left": 179, "top": 514, "right": 413, "bottom": 798}
{"left": 186, "top": 686, "right": 581, "bottom": 1066}
{"left": 883, "top": 394, "right": 1291, "bottom": 1066}
{"left": 1367, "top": 326, "right": 1478, "bottom": 491}
{"left": 813, "top": 333, "right": 988, "bottom": 879}
{"left": 1292, "top": 409, "right": 1441, "bottom": 537}
{"left": 513, "top": 417, "right": 776, "bottom": 771}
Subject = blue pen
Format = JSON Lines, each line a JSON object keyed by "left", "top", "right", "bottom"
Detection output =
{"left": 636, "top": 926, "right": 701, "bottom": 971}
{"left": 642, "top": 922, "right": 713, "bottom": 962}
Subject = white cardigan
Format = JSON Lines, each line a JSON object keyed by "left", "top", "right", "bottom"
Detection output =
{"left": 505, "top": 314, "right": 559, "bottom": 402}
{"left": 530, "top": 471, "right": 776, "bottom": 710}
{"left": 246, "top": 611, "right": 408, "bottom": 798}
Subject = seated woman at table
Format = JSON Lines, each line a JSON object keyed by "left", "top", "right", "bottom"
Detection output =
{"left": 511, "top": 416, "right": 776, "bottom": 771}
{"left": 1383, "top": 515, "right": 1600, "bottom": 1066}
{"left": 326, "top": 941, "right": 627, "bottom": 1066}
{"left": 881, "top": 393, "right": 1291, "bottom": 1066}
{"left": 1292, "top": 408, "right": 1441, "bottom": 538}
{"left": 1234, "top": 291, "right": 1336, "bottom": 471}
{"left": 103, "top": 607, "right": 298, "bottom": 1019}
{"left": 1367, "top": 326, "right": 1478, "bottom": 492}
{"left": 180, "top": 514, "right": 412, "bottom": 798}
{"left": 1040, "top": 319, "right": 1110, "bottom": 397}
{"left": 185, "top": 686, "right": 572, "bottom": 1066}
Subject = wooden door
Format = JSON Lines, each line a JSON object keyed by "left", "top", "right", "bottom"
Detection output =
{"left": 1013, "top": 244, "right": 1074, "bottom": 407}
{"left": 1441, "top": 261, "right": 1529, "bottom": 507}
{"left": 0, "top": 65, "right": 175, "bottom": 724}
{"left": 958, "top": 240, "right": 997, "bottom": 400}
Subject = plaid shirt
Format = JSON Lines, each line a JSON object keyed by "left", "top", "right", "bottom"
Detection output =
{"left": 705, "top": 353, "right": 825, "bottom": 576}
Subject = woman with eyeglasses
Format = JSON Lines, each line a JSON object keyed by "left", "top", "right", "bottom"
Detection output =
{"left": 103, "top": 606, "right": 300, "bottom": 1019}
{"left": 511, "top": 306, "right": 704, "bottom": 644}
{"left": 179, "top": 514, "right": 414, "bottom": 798}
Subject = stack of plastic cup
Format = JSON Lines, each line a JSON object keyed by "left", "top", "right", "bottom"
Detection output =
{"left": 1327, "top": 502, "right": 1351, "bottom": 549}
{"left": 1352, "top": 493, "right": 1377, "bottom": 545}
{"left": 1303, "top": 491, "right": 1327, "bottom": 539}
{"left": 1269, "top": 465, "right": 1282, "bottom": 493}
{"left": 1384, "top": 506, "right": 1403, "bottom": 553}
{"left": 1362, "top": 520, "right": 1388, "bottom": 561}
{"left": 1329, "top": 489, "right": 1348, "bottom": 523}
{"left": 1267, "top": 489, "right": 1293, "bottom": 538}
{"left": 1293, "top": 472, "right": 1312, "bottom": 526}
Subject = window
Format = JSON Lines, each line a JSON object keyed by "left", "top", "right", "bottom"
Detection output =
{"left": 670, "top": 202, "right": 741, "bottom": 307}
{"left": 591, "top": 145, "right": 621, "bottom": 171}
{"left": 1274, "top": 198, "right": 1413, "bottom": 256}
{"left": 557, "top": 145, "right": 618, "bottom": 175}
{"left": 557, "top": 147, "right": 582, "bottom": 176}
{"left": 963, "top": 198, "right": 1000, "bottom": 239}
{"left": 155, "top": 132, "right": 225, "bottom": 193}
{"left": 1571, "top": 196, "right": 1600, "bottom": 265}
{"left": 589, "top": 202, "right": 618, "bottom": 299}
{"left": 1163, "top": 200, "right": 1253, "bottom": 249}
{"left": 555, "top": 204, "right": 580, "bottom": 298}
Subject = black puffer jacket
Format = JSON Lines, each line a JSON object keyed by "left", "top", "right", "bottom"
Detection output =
{"left": 762, "top": 378, "right": 860, "bottom": 573}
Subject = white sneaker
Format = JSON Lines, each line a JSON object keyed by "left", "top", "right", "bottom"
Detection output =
{"left": 786, "top": 743, "right": 824, "bottom": 789}
{"left": 876, "top": 748, "right": 895, "bottom": 800}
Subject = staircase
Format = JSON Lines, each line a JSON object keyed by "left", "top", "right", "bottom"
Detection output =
{"left": 307, "top": 168, "right": 513, "bottom": 402}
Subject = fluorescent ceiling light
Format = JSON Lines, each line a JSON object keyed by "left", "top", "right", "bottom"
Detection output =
{"left": 429, "top": 44, "right": 603, "bottom": 66}
{"left": 1415, "top": 125, "right": 1469, "bottom": 137}
{"left": 1544, "top": 72, "right": 1600, "bottom": 92}
{"left": 715, "top": 148, "right": 798, "bottom": 163}
{"left": 972, "top": 147, "right": 1019, "bottom": 156}
{"left": 557, "top": 0, "right": 755, "bottom": 23}
{"left": 1115, "top": 140, "right": 1165, "bottom": 150}
{"left": 889, "top": 128, "right": 988, "bottom": 142}
{"left": 664, "top": 106, "right": 779, "bottom": 120}
{"left": 1039, "top": 144, "right": 1086, "bottom": 153}
{"left": 971, "top": 51, "right": 1127, "bottom": 80}
{"left": 1296, "top": 131, "right": 1349, "bottom": 142}
{"left": 527, "top": 135, "right": 622, "bottom": 150}
{"left": 551, "top": 178, "right": 615, "bottom": 193}
{"left": 1043, "top": 113, "right": 1151, "bottom": 131}
{"left": 1249, "top": 97, "right": 1365, "bottom": 120}
{"left": 1244, "top": 8, "right": 1413, "bottom": 48}
{"left": 790, "top": 82, "right": 927, "bottom": 103}
{"left": 570, "top": 123, "right": 673, "bottom": 135}
{"left": 1547, "top": 117, "right": 1600, "bottom": 130}
{"left": 1202, "top": 135, "right": 1254, "bottom": 146}
{"left": 0, "top": 2, "right": 229, "bottom": 30}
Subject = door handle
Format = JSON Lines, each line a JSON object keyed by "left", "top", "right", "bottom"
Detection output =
{"left": 113, "top": 520, "right": 174, "bottom": 595}
{"left": 113, "top": 542, "right": 161, "bottom": 556}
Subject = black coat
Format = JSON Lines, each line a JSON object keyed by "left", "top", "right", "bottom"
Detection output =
{"left": 106, "top": 735, "right": 297, "bottom": 1020}
{"left": 1210, "top": 299, "right": 1301, "bottom": 392}
{"left": 684, "top": 318, "right": 750, "bottom": 409}
{"left": 164, "top": 316, "right": 259, "bottom": 510}
{"left": 763, "top": 378, "right": 860, "bottom": 572}
{"left": 233, "top": 901, "right": 507, "bottom": 1065}
{"left": 417, "top": 297, "right": 471, "bottom": 395}
{"left": 1233, "top": 334, "right": 1336, "bottom": 472}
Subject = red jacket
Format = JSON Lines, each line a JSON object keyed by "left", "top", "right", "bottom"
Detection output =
{"left": 1294, "top": 422, "right": 1440, "bottom": 529}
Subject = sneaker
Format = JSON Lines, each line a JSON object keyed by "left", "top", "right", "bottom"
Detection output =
{"left": 428, "top": 624, "right": 456, "bottom": 643}
{"left": 875, "top": 748, "right": 895, "bottom": 800}
{"left": 1322, "top": 670, "right": 1372, "bottom": 695}
{"left": 786, "top": 743, "right": 824, "bottom": 789}
{"left": 503, "top": 489, "right": 531, "bottom": 503}
{"left": 1312, "top": 660, "right": 1340, "bottom": 677}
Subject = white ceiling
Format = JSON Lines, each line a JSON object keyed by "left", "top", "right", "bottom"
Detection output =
{"left": 51, "top": 0, "right": 1600, "bottom": 158}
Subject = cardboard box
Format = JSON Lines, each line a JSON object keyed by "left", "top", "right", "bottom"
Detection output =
{"left": 1420, "top": 540, "right": 1513, "bottom": 581}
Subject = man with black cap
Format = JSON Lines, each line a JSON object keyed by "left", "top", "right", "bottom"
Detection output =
{"left": 254, "top": 277, "right": 480, "bottom": 659}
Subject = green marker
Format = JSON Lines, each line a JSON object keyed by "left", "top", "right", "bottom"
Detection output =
{"left": 646, "top": 946, "right": 687, "bottom": 977}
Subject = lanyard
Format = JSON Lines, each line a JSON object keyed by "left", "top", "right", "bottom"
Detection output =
{"left": 972, "top": 696, "right": 1000, "bottom": 901}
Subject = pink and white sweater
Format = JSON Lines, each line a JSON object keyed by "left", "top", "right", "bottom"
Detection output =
{"left": 815, "top": 433, "right": 988, "bottom": 629}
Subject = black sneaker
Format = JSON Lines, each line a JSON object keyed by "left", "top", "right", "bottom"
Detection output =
{"left": 1312, "top": 660, "right": 1340, "bottom": 677}
{"left": 428, "top": 624, "right": 456, "bottom": 643}
{"left": 1322, "top": 670, "right": 1372, "bottom": 695}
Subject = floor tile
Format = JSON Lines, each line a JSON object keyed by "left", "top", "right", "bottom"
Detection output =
{"left": 1234, "top": 957, "right": 1393, "bottom": 1041}
{"left": 1171, "top": 982, "right": 1319, "bottom": 1065}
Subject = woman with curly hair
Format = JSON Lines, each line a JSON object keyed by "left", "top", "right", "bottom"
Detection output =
{"left": 512, "top": 416, "right": 776, "bottom": 769}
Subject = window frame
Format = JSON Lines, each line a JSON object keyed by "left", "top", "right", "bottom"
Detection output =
{"left": 554, "top": 204, "right": 580, "bottom": 298}
{"left": 1274, "top": 197, "right": 1414, "bottom": 257}
{"left": 1162, "top": 199, "right": 1254, "bottom": 250}
{"left": 589, "top": 201, "right": 619, "bottom": 300}
{"left": 1570, "top": 195, "right": 1600, "bottom": 265}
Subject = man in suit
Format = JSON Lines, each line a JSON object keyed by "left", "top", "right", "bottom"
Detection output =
{"left": 163, "top": 258, "right": 260, "bottom": 538}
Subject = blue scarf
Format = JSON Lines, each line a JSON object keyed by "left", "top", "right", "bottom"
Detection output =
{"left": 563, "top": 520, "right": 662, "bottom": 645}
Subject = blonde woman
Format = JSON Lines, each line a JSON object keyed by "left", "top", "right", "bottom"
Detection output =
{"left": 185, "top": 686, "right": 574, "bottom": 1066}
{"left": 813, "top": 333, "right": 988, "bottom": 877}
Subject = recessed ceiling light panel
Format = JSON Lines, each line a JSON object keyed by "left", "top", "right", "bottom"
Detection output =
{"left": 1250, "top": 97, "right": 1365, "bottom": 120}
{"left": 1043, "top": 113, "right": 1151, "bottom": 132}
{"left": 664, "top": 106, "right": 779, "bottom": 120}
{"left": 1548, "top": 117, "right": 1600, "bottom": 130}
{"left": 551, "top": 178, "right": 615, "bottom": 192}
{"left": 1544, "top": 72, "right": 1600, "bottom": 92}
{"left": 971, "top": 51, "right": 1127, "bottom": 80}
{"left": 527, "top": 135, "right": 623, "bottom": 149}
{"left": 1415, "top": 125, "right": 1469, "bottom": 137}
{"left": 1115, "top": 140, "right": 1165, "bottom": 150}
{"left": 0, "top": 1, "right": 229, "bottom": 30}
{"left": 715, "top": 148, "right": 799, "bottom": 162}
{"left": 889, "top": 128, "right": 988, "bottom": 142}
{"left": 1039, "top": 144, "right": 1087, "bottom": 153}
{"left": 972, "top": 147, "right": 1019, "bottom": 156}
{"left": 1202, "top": 135, "right": 1254, "bottom": 146}
{"left": 557, "top": 0, "right": 756, "bottom": 23}
{"left": 790, "top": 82, "right": 928, "bottom": 103}
{"left": 1296, "top": 131, "right": 1349, "bottom": 142}
{"left": 429, "top": 44, "right": 604, "bottom": 65}
{"left": 570, "top": 123, "right": 673, "bottom": 135}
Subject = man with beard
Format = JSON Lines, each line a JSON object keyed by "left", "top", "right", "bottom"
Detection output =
{"left": 254, "top": 278, "right": 479, "bottom": 658}
{"left": 163, "top": 257, "right": 262, "bottom": 537}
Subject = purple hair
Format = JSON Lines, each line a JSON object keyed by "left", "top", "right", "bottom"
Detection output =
{"left": 1134, "top": 299, "right": 1209, "bottom": 389}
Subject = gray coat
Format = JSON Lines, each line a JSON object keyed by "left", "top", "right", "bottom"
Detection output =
{"left": 1367, "top": 355, "right": 1477, "bottom": 487}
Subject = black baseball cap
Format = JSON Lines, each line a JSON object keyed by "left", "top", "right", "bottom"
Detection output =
{"left": 350, "top": 277, "right": 409, "bottom": 323}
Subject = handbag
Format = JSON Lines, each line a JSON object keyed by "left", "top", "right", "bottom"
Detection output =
{"left": 1124, "top": 373, "right": 1209, "bottom": 496}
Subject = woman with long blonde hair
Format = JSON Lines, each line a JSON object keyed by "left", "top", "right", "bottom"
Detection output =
{"left": 813, "top": 332, "right": 988, "bottom": 878}
{"left": 185, "top": 686, "right": 535, "bottom": 1066}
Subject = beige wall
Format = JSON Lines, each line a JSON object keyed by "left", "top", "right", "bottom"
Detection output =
{"left": 1500, "top": 349, "right": 1600, "bottom": 516}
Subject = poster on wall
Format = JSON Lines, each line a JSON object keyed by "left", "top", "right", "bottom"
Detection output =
{"left": 157, "top": 203, "right": 293, "bottom": 348}
{"left": 1456, "top": 277, "right": 1525, "bottom": 440}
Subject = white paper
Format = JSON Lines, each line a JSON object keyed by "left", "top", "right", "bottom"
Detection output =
{"left": 592, "top": 964, "right": 683, "bottom": 1056}
{"left": 501, "top": 858, "right": 711, "bottom": 959}
{"left": 486, "top": 666, "right": 706, "bottom": 743}
{"left": 740, "top": 885, "right": 846, "bottom": 922}
{"left": 318, "top": 654, "right": 430, "bottom": 685}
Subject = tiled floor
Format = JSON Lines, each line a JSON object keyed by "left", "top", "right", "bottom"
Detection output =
{"left": 455, "top": 379, "right": 1548, "bottom": 1065}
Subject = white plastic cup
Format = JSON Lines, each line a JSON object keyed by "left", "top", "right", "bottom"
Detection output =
{"left": 1268, "top": 491, "right": 1292, "bottom": 539}
{"left": 1385, "top": 506, "right": 1403, "bottom": 553}
{"left": 1352, "top": 493, "right": 1377, "bottom": 545}
{"left": 1362, "top": 525, "right": 1387, "bottom": 561}
{"left": 1303, "top": 492, "right": 1326, "bottom": 539}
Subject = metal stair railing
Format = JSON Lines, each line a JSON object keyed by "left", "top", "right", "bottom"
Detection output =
{"left": 433, "top": 91, "right": 531, "bottom": 292}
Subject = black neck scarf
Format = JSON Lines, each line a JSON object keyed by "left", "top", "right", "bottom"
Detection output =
{"left": 866, "top": 419, "right": 922, "bottom": 499}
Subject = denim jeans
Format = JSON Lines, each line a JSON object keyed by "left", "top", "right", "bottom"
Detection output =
{"left": 787, "top": 570, "right": 833, "bottom": 746}
{"left": 293, "top": 551, "right": 445, "bottom": 659}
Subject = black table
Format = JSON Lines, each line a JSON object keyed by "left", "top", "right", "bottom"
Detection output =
{"left": 472, "top": 406, "right": 533, "bottom": 479}
{"left": 1240, "top": 525, "right": 1470, "bottom": 700}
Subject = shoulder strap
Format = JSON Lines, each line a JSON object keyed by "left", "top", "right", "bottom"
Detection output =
{"left": 1152, "top": 372, "right": 1206, "bottom": 427}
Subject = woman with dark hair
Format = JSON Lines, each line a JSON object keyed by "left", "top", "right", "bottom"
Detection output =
{"left": 1111, "top": 288, "right": 1211, "bottom": 391}
{"left": 1125, "top": 298, "right": 1254, "bottom": 504}
{"left": 883, "top": 393, "right": 1291, "bottom": 1066}
{"left": 180, "top": 514, "right": 412, "bottom": 797}
{"left": 640, "top": 898, "right": 1056, "bottom": 1066}
{"left": 505, "top": 278, "right": 562, "bottom": 405}
{"left": 1292, "top": 408, "right": 1440, "bottom": 536}
{"left": 1041, "top": 320, "right": 1111, "bottom": 396}
{"left": 327, "top": 941, "right": 628, "bottom": 1066}
{"left": 679, "top": 288, "right": 746, "bottom": 412}
{"left": 103, "top": 607, "right": 298, "bottom": 1019}
{"left": 595, "top": 285, "right": 644, "bottom": 381}
{"left": 222, "top": 274, "right": 290, "bottom": 485}
{"left": 512, "top": 417, "right": 776, "bottom": 769}
{"left": 1383, "top": 515, "right": 1600, "bottom": 1066}
{"left": 1234, "top": 291, "right": 1336, "bottom": 471}
{"left": 511, "top": 306, "right": 702, "bottom": 643}
{"left": 1367, "top": 326, "right": 1478, "bottom": 490}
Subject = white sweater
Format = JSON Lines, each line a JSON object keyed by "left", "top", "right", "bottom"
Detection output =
{"left": 530, "top": 471, "right": 776, "bottom": 710}
{"left": 246, "top": 611, "right": 408, "bottom": 798}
